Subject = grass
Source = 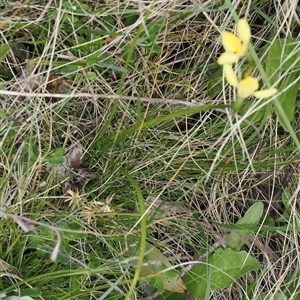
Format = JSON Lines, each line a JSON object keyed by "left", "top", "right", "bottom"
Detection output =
{"left": 0, "top": 0, "right": 300, "bottom": 299}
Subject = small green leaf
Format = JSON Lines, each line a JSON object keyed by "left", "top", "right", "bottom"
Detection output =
{"left": 45, "top": 147, "right": 66, "bottom": 166}
{"left": 86, "top": 54, "right": 98, "bottom": 66}
{"left": 226, "top": 202, "right": 264, "bottom": 250}
{"left": 183, "top": 248, "right": 261, "bottom": 299}
{"left": 97, "top": 52, "right": 114, "bottom": 66}
{"left": 68, "top": 221, "right": 83, "bottom": 230}
{"left": 87, "top": 71, "right": 97, "bottom": 80}
{"left": 0, "top": 44, "right": 10, "bottom": 61}
{"left": 149, "top": 276, "right": 164, "bottom": 293}
{"left": 136, "top": 17, "right": 166, "bottom": 52}
{"left": 57, "top": 249, "right": 71, "bottom": 264}
{"left": 98, "top": 62, "right": 128, "bottom": 73}
{"left": 60, "top": 64, "right": 79, "bottom": 79}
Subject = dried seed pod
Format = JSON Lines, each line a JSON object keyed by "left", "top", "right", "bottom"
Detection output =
{"left": 66, "top": 143, "right": 83, "bottom": 169}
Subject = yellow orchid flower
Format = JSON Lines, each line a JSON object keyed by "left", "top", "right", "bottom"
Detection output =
{"left": 224, "top": 65, "right": 278, "bottom": 99}
{"left": 218, "top": 19, "right": 251, "bottom": 65}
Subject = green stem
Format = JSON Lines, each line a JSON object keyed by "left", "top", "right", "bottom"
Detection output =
{"left": 119, "top": 168, "right": 147, "bottom": 300}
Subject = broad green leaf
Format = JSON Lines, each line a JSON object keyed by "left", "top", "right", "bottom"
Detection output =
{"left": 240, "top": 102, "right": 266, "bottom": 124}
{"left": 20, "top": 288, "right": 41, "bottom": 297}
{"left": 139, "top": 244, "right": 186, "bottom": 293}
{"left": 226, "top": 202, "right": 264, "bottom": 250}
{"left": 0, "top": 44, "right": 10, "bottom": 61}
{"left": 275, "top": 72, "right": 299, "bottom": 131}
{"left": 266, "top": 38, "right": 300, "bottom": 85}
{"left": 183, "top": 248, "right": 261, "bottom": 299}
{"left": 255, "top": 292, "right": 282, "bottom": 300}
{"left": 149, "top": 276, "right": 164, "bottom": 293}
{"left": 124, "top": 239, "right": 186, "bottom": 293}
{"left": 155, "top": 291, "right": 188, "bottom": 300}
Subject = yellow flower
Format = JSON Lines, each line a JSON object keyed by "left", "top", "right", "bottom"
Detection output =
{"left": 237, "top": 77, "right": 259, "bottom": 99}
{"left": 218, "top": 19, "right": 251, "bottom": 65}
{"left": 224, "top": 65, "right": 278, "bottom": 99}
